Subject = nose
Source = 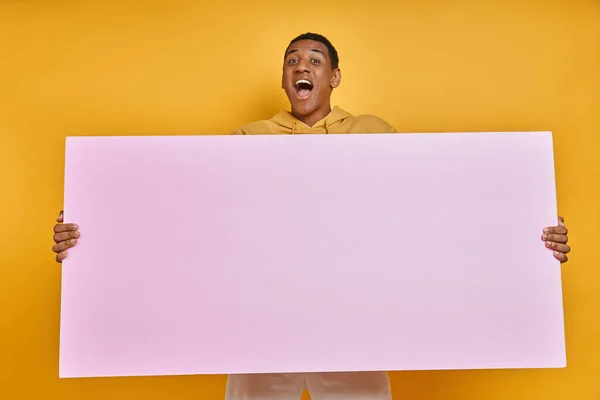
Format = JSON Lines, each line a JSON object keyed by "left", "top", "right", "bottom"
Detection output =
{"left": 295, "top": 58, "right": 311, "bottom": 73}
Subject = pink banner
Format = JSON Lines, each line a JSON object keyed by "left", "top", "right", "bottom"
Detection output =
{"left": 59, "top": 132, "right": 565, "bottom": 378}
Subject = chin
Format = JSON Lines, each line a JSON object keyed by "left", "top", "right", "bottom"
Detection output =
{"left": 288, "top": 96, "right": 318, "bottom": 116}
{"left": 291, "top": 103, "right": 316, "bottom": 117}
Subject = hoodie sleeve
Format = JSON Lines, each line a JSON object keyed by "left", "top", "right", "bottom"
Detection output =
{"left": 374, "top": 116, "right": 397, "bottom": 133}
{"left": 357, "top": 114, "right": 397, "bottom": 133}
{"left": 377, "top": 116, "right": 397, "bottom": 133}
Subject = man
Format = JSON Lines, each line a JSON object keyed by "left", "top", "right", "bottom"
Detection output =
{"left": 52, "top": 33, "right": 571, "bottom": 399}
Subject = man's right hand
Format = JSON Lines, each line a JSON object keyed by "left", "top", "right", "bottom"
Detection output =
{"left": 53, "top": 210, "right": 80, "bottom": 263}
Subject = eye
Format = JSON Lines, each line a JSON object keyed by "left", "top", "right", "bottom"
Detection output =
{"left": 288, "top": 59, "right": 298, "bottom": 65}
{"left": 311, "top": 59, "right": 321, "bottom": 64}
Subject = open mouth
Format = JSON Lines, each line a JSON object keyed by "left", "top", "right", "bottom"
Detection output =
{"left": 294, "top": 79, "right": 314, "bottom": 99}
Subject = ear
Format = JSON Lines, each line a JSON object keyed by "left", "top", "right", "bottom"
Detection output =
{"left": 331, "top": 68, "right": 341, "bottom": 89}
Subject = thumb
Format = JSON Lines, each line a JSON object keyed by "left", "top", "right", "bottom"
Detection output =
{"left": 57, "top": 210, "right": 64, "bottom": 223}
{"left": 558, "top": 216, "right": 565, "bottom": 226}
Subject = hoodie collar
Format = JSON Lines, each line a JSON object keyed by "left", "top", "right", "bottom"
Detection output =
{"left": 271, "top": 106, "right": 353, "bottom": 133}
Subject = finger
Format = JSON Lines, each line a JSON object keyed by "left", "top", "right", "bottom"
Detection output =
{"left": 54, "top": 223, "right": 79, "bottom": 234}
{"left": 553, "top": 251, "right": 568, "bottom": 263}
{"left": 542, "top": 233, "right": 568, "bottom": 244}
{"left": 545, "top": 241, "right": 570, "bottom": 253}
{"left": 543, "top": 225, "right": 568, "bottom": 235}
{"left": 56, "top": 250, "right": 68, "bottom": 263}
{"left": 52, "top": 239, "right": 77, "bottom": 253}
{"left": 53, "top": 230, "right": 80, "bottom": 243}
{"left": 558, "top": 216, "right": 565, "bottom": 226}
{"left": 57, "top": 210, "right": 64, "bottom": 223}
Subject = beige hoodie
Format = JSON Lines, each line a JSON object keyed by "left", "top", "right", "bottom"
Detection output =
{"left": 233, "top": 106, "right": 396, "bottom": 135}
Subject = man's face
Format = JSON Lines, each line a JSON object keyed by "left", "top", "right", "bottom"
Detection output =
{"left": 282, "top": 40, "right": 341, "bottom": 119}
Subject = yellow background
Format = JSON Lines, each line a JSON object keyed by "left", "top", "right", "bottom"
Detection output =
{"left": 1, "top": 0, "right": 598, "bottom": 399}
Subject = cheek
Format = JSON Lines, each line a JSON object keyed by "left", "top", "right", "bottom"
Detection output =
{"left": 316, "top": 81, "right": 332, "bottom": 97}
{"left": 319, "top": 73, "right": 334, "bottom": 88}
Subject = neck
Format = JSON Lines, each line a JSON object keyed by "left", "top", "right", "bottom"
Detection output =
{"left": 292, "top": 104, "right": 332, "bottom": 127}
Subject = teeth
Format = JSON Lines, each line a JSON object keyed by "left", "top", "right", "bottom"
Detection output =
{"left": 295, "top": 79, "right": 313, "bottom": 86}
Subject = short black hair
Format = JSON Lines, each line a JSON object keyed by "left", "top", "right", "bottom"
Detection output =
{"left": 286, "top": 32, "right": 339, "bottom": 70}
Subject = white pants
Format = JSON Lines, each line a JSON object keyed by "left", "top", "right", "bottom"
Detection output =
{"left": 224, "top": 372, "right": 392, "bottom": 400}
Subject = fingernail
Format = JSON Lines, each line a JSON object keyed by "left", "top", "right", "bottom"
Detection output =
{"left": 73, "top": 224, "right": 79, "bottom": 230}
{"left": 546, "top": 241, "right": 552, "bottom": 246}
{"left": 554, "top": 251, "right": 560, "bottom": 256}
{"left": 61, "top": 251, "right": 67, "bottom": 256}
{"left": 544, "top": 228, "right": 550, "bottom": 233}
{"left": 542, "top": 234, "right": 548, "bottom": 240}
{"left": 71, "top": 239, "right": 77, "bottom": 245}
{"left": 74, "top": 232, "right": 80, "bottom": 238}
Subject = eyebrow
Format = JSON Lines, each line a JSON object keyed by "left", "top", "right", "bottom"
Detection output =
{"left": 286, "top": 48, "right": 326, "bottom": 57}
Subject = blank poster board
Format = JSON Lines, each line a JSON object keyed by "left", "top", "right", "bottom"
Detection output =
{"left": 59, "top": 132, "right": 566, "bottom": 378}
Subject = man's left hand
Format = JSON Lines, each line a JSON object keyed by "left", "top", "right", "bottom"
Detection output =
{"left": 543, "top": 216, "right": 570, "bottom": 263}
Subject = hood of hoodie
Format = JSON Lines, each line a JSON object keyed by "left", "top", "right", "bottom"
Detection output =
{"left": 270, "top": 106, "right": 353, "bottom": 134}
